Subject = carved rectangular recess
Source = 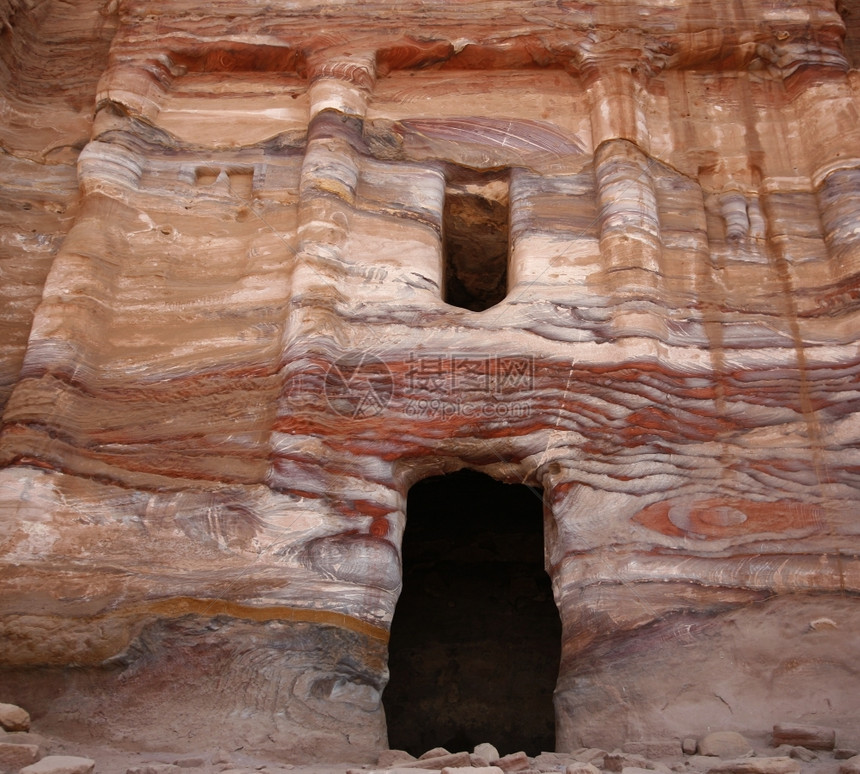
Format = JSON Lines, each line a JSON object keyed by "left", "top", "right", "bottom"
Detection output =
{"left": 195, "top": 166, "right": 254, "bottom": 199}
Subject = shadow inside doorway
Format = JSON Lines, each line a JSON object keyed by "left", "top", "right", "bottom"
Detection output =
{"left": 384, "top": 469, "right": 561, "bottom": 756}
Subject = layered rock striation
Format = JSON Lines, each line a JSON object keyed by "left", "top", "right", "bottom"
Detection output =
{"left": 0, "top": 0, "right": 859, "bottom": 761}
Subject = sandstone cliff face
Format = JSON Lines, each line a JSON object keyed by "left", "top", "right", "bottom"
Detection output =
{"left": 1, "top": 0, "right": 859, "bottom": 762}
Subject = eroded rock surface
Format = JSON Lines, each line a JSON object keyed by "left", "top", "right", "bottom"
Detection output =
{"left": 0, "top": 0, "right": 859, "bottom": 761}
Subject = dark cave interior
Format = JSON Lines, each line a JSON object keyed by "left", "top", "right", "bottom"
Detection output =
{"left": 384, "top": 468, "right": 561, "bottom": 757}
{"left": 442, "top": 171, "right": 510, "bottom": 312}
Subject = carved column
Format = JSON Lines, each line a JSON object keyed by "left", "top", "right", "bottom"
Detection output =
{"left": 584, "top": 58, "right": 663, "bottom": 303}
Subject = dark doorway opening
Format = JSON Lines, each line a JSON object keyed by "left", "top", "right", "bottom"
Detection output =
{"left": 384, "top": 469, "right": 561, "bottom": 757}
{"left": 443, "top": 170, "right": 510, "bottom": 312}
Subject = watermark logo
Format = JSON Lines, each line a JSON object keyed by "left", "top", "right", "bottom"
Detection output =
{"left": 323, "top": 352, "right": 535, "bottom": 419}
{"left": 324, "top": 353, "right": 394, "bottom": 418}
{"left": 404, "top": 397, "right": 533, "bottom": 419}
{"left": 405, "top": 353, "right": 534, "bottom": 419}
{"left": 406, "top": 353, "right": 534, "bottom": 394}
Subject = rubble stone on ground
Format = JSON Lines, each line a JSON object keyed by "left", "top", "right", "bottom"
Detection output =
{"left": 0, "top": 741, "right": 40, "bottom": 770}
{"left": 349, "top": 769, "right": 439, "bottom": 774}
{"left": 174, "top": 756, "right": 206, "bottom": 768}
{"left": 772, "top": 724, "right": 836, "bottom": 751}
{"left": 698, "top": 733, "right": 753, "bottom": 759}
{"left": 379, "top": 750, "right": 418, "bottom": 767}
{"left": 496, "top": 752, "right": 531, "bottom": 772}
{"left": 687, "top": 756, "right": 717, "bottom": 771}
{"left": 623, "top": 741, "right": 683, "bottom": 758}
{"left": 839, "top": 754, "right": 860, "bottom": 774}
{"left": 402, "top": 753, "right": 472, "bottom": 770}
{"left": 420, "top": 749, "right": 451, "bottom": 760}
{"left": 785, "top": 746, "right": 817, "bottom": 762}
{"left": 0, "top": 731, "right": 50, "bottom": 750}
{"left": 0, "top": 704, "right": 30, "bottom": 733}
{"left": 1, "top": 699, "right": 858, "bottom": 774}
{"left": 125, "top": 764, "right": 182, "bottom": 774}
{"left": 19, "top": 756, "right": 95, "bottom": 774}
{"left": 474, "top": 745, "right": 500, "bottom": 764}
{"left": 533, "top": 752, "right": 574, "bottom": 769}
{"left": 704, "top": 756, "right": 801, "bottom": 774}
{"left": 603, "top": 751, "right": 656, "bottom": 772}
{"left": 564, "top": 764, "right": 601, "bottom": 774}
{"left": 572, "top": 750, "right": 609, "bottom": 765}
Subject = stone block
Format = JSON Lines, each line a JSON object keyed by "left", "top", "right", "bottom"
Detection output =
{"left": 496, "top": 752, "right": 531, "bottom": 772}
{"left": 564, "top": 764, "right": 601, "bottom": 774}
{"left": 20, "top": 756, "right": 95, "bottom": 774}
{"left": 0, "top": 742, "right": 40, "bottom": 771}
{"left": 603, "top": 752, "right": 654, "bottom": 773}
{"left": 839, "top": 755, "right": 860, "bottom": 774}
{"left": 705, "top": 757, "right": 800, "bottom": 774}
{"left": 379, "top": 750, "right": 418, "bottom": 767}
{"left": 533, "top": 752, "right": 574, "bottom": 769}
{"left": 623, "top": 741, "right": 683, "bottom": 759}
{"left": 0, "top": 704, "right": 30, "bottom": 733}
{"left": 698, "top": 733, "right": 753, "bottom": 759}
{"left": 419, "top": 748, "right": 451, "bottom": 760}
{"left": 401, "top": 753, "right": 471, "bottom": 770}
{"left": 441, "top": 768, "right": 503, "bottom": 774}
{"left": 772, "top": 723, "right": 836, "bottom": 751}
{"left": 474, "top": 744, "right": 500, "bottom": 763}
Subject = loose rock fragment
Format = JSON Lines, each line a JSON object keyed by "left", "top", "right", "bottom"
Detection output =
{"left": 379, "top": 750, "right": 418, "bottom": 767}
{"left": 0, "top": 704, "right": 30, "bottom": 733}
{"left": 683, "top": 739, "right": 698, "bottom": 756}
{"left": 496, "top": 752, "right": 531, "bottom": 772}
{"left": 698, "top": 733, "right": 753, "bottom": 759}
{"left": 624, "top": 741, "right": 683, "bottom": 758}
{"left": 772, "top": 723, "right": 836, "bottom": 751}
{"left": 355, "top": 769, "right": 439, "bottom": 774}
{"left": 689, "top": 756, "right": 722, "bottom": 771}
{"left": 173, "top": 756, "right": 206, "bottom": 768}
{"left": 787, "top": 746, "right": 816, "bottom": 762}
{"left": 20, "top": 756, "right": 96, "bottom": 774}
{"left": 572, "top": 749, "right": 608, "bottom": 765}
{"left": 565, "top": 764, "right": 601, "bottom": 774}
{"left": 474, "top": 744, "right": 501, "bottom": 763}
{"left": 839, "top": 755, "right": 860, "bottom": 774}
{"left": 533, "top": 752, "right": 575, "bottom": 769}
{"left": 0, "top": 732, "right": 49, "bottom": 750}
{"left": 402, "top": 752, "right": 471, "bottom": 770}
{"left": 0, "top": 742, "right": 40, "bottom": 770}
{"left": 420, "top": 748, "right": 452, "bottom": 760}
{"left": 126, "top": 765, "right": 181, "bottom": 774}
{"left": 705, "top": 757, "right": 800, "bottom": 774}
{"left": 603, "top": 752, "right": 656, "bottom": 772}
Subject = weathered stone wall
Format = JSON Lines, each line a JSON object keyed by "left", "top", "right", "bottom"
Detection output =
{"left": 0, "top": 0, "right": 858, "bottom": 762}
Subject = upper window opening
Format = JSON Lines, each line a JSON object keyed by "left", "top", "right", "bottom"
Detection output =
{"left": 443, "top": 169, "right": 510, "bottom": 311}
